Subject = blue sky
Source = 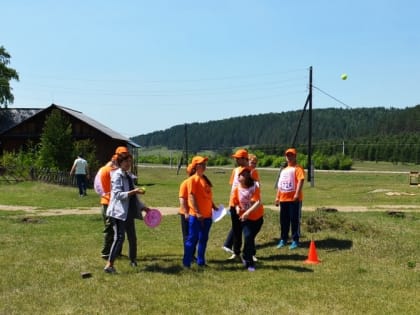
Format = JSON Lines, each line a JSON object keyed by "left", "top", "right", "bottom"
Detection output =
{"left": 3, "top": 0, "right": 420, "bottom": 137}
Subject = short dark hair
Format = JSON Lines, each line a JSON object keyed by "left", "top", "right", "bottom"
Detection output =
{"left": 116, "top": 152, "right": 133, "bottom": 166}
{"left": 240, "top": 169, "right": 254, "bottom": 187}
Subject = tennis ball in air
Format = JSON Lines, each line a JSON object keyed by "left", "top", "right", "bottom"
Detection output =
{"left": 341, "top": 73, "right": 348, "bottom": 80}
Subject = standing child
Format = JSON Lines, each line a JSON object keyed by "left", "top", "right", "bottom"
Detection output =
{"left": 248, "top": 153, "right": 260, "bottom": 261}
{"left": 178, "top": 163, "right": 195, "bottom": 246}
{"left": 222, "top": 149, "right": 250, "bottom": 260}
{"left": 232, "top": 166, "right": 264, "bottom": 272}
{"left": 248, "top": 153, "right": 260, "bottom": 187}
{"left": 182, "top": 156, "right": 218, "bottom": 268}
{"left": 275, "top": 148, "right": 305, "bottom": 250}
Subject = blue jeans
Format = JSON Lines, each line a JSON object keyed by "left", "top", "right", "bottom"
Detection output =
{"left": 279, "top": 201, "right": 301, "bottom": 243}
{"left": 242, "top": 217, "right": 264, "bottom": 267}
{"left": 183, "top": 216, "right": 212, "bottom": 267}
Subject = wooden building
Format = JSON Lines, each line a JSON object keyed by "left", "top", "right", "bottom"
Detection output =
{"left": 0, "top": 104, "right": 140, "bottom": 171}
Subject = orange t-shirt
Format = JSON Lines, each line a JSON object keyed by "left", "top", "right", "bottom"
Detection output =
{"left": 187, "top": 174, "right": 213, "bottom": 218}
{"left": 276, "top": 165, "right": 305, "bottom": 202}
{"left": 229, "top": 167, "right": 260, "bottom": 206}
{"left": 250, "top": 168, "right": 260, "bottom": 183}
{"left": 232, "top": 184, "right": 264, "bottom": 221}
{"left": 228, "top": 168, "right": 239, "bottom": 207}
{"left": 178, "top": 178, "right": 189, "bottom": 215}
{"left": 99, "top": 164, "right": 117, "bottom": 205}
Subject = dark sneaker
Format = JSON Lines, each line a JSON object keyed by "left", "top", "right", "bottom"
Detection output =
{"left": 104, "top": 266, "right": 116, "bottom": 274}
{"left": 130, "top": 260, "right": 138, "bottom": 267}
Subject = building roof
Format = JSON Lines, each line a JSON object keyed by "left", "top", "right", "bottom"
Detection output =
{"left": 0, "top": 108, "right": 42, "bottom": 133}
{"left": 0, "top": 104, "right": 140, "bottom": 147}
{"left": 55, "top": 104, "right": 132, "bottom": 143}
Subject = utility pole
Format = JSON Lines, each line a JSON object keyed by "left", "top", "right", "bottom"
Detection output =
{"left": 176, "top": 123, "right": 189, "bottom": 175}
{"left": 308, "top": 66, "right": 313, "bottom": 184}
{"left": 184, "top": 123, "right": 188, "bottom": 166}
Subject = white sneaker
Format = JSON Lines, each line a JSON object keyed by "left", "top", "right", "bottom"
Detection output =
{"left": 227, "top": 254, "right": 237, "bottom": 260}
{"left": 252, "top": 256, "right": 258, "bottom": 262}
{"left": 222, "top": 246, "right": 234, "bottom": 254}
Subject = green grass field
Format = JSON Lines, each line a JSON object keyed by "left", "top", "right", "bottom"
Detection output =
{"left": 0, "top": 164, "right": 419, "bottom": 314}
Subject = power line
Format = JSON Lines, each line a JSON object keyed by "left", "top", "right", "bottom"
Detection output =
{"left": 312, "top": 84, "right": 352, "bottom": 109}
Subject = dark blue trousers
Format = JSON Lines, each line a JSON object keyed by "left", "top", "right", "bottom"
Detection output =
{"left": 242, "top": 217, "right": 263, "bottom": 267}
{"left": 279, "top": 201, "right": 301, "bottom": 243}
{"left": 75, "top": 174, "right": 87, "bottom": 195}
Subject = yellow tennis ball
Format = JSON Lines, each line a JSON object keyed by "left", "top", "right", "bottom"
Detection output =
{"left": 341, "top": 73, "right": 348, "bottom": 80}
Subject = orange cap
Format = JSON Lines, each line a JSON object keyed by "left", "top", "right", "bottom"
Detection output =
{"left": 285, "top": 148, "right": 297, "bottom": 155}
{"left": 191, "top": 156, "right": 209, "bottom": 168}
{"left": 115, "top": 146, "right": 129, "bottom": 154}
{"left": 231, "top": 149, "right": 248, "bottom": 159}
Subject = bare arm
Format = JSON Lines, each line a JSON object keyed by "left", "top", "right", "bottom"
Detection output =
{"left": 240, "top": 200, "right": 261, "bottom": 221}
{"left": 179, "top": 197, "right": 189, "bottom": 218}
{"left": 294, "top": 179, "right": 304, "bottom": 201}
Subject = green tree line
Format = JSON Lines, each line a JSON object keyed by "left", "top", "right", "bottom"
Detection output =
{"left": 132, "top": 106, "right": 420, "bottom": 164}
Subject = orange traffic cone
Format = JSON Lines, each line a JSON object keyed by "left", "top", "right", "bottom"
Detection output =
{"left": 304, "top": 240, "right": 321, "bottom": 264}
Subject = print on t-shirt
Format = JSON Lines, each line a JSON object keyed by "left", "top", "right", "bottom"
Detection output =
{"left": 278, "top": 167, "right": 296, "bottom": 193}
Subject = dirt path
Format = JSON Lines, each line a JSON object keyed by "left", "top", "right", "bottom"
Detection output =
{"left": 0, "top": 205, "right": 180, "bottom": 216}
{"left": 0, "top": 204, "right": 419, "bottom": 216}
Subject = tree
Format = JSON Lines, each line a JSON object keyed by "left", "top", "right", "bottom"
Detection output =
{"left": 0, "top": 46, "right": 19, "bottom": 108}
{"left": 37, "top": 109, "right": 74, "bottom": 170}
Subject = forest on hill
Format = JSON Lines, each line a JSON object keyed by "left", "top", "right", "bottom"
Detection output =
{"left": 131, "top": 106, "right": 420, "bottom": 164}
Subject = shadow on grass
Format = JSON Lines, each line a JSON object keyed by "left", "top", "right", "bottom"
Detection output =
{"left": 143, "top": 263, "right": 185, "bottom": 274}
{"left": 136, "top": 254, "right": 315, "bottom": 274}
{"left": 299, "top": 238, "right": 353, "bottom": 251}
{"left": 258, "top": 238, "right": 353, "bottom": 252}
{"left": 140, "top": 254, "right": 183, "bottom": 274}
{"left": 212, "top": 262, "right": 314, "bottom": 273}
{"left": 256, "top": 240, "right": 278, "bottom": 250}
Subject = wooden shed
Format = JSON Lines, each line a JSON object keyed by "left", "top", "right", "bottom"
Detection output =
{"left": 0, "top": 104, "right": 140, "bottom": 172}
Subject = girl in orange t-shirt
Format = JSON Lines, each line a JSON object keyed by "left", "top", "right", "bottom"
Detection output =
{"left": 182, "top": 156, "right": 217, "bottom": 268}
{"left": 178, "top": 164, "right": 195, "bottom": 245}
{"left": 232, "top": 166, "right": 264, "bottom": 271}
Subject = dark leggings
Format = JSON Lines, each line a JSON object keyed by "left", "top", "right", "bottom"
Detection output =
{"left": 108, "top": 216, "right": 137, "bottom": 263}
